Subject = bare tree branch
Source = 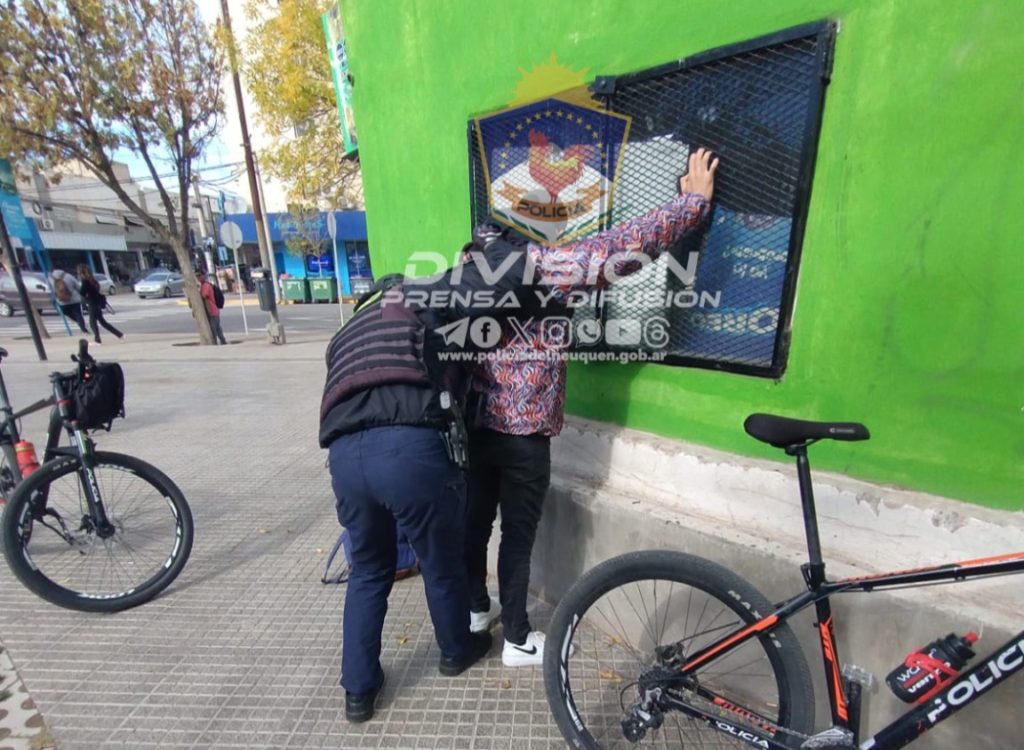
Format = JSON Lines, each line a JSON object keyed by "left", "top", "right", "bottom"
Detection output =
{"left": 0, "top": 0, "right": 226, "bottom": 344}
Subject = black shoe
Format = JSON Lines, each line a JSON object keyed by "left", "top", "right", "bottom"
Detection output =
{"left": 439, "top": 631, "right": 492, "bottom": 676}
{"left": 345, "top": 671, "right": 385, "bottom": 723}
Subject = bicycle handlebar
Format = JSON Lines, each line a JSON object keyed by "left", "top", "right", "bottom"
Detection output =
{"left": 71, "top": 338, "right": 96, "bottom": 379}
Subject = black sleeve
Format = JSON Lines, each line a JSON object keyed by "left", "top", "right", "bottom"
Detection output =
{"left": 405, "top": 240, "right": 538, "bottom": 324}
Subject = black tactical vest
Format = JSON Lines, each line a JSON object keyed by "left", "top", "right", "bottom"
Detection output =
{"left": 319, "top": 291, "right": 433, "bottom": 423}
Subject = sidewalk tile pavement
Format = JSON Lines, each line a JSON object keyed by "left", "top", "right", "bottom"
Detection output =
{"left": 0, "top": 333, "right": 562, "bottom": 749}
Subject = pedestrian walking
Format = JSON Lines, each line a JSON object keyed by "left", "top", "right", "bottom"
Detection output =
{"left": 77, "top": 264, "right": 123, "bottom": 345}
{"left": 50, "top": 268, "right": 89, "bottom": 334}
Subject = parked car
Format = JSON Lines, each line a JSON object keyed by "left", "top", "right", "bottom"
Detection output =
{"left": 95, "top": 273, "right": 117, "bottom": 296}
{"left": 135, "top": 271, "right": 185, "bottom": 299}
{"left": 0, "top": 271, "right": 57, "bottom": 317}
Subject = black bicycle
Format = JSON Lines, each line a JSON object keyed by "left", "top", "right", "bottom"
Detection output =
{"left": 544, "top": 413, "right": 1023, "bottom": 749}
{"left": 0, "top": 340, "right": 193, "bottom": 612}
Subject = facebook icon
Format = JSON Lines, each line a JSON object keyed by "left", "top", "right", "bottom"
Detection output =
{"left": 470, "top": 317, "right": 501, "bottom": 348}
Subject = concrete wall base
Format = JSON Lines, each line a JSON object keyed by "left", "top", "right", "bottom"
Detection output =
{"left": 489, "top": 417, "right": 1023, "bottom": 749}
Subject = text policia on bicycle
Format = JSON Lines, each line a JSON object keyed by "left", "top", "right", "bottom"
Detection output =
{"left": 544, "top": 413, "right": 1024, "bottom": 750}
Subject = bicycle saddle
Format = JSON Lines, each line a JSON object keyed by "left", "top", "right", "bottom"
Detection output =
{"left": 744, "top": 413, "right": 869, "bottom": 448}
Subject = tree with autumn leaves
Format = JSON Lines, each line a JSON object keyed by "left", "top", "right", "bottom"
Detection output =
{"left": 242, "top": 0, "right": 361, "bottom": 211}
{"left": 0, "top": 0, "right": 225, "bottom": 344}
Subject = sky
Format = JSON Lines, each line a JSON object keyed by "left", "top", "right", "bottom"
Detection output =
{"left": 117, "top": 0, "right": 289, "bottom": 213}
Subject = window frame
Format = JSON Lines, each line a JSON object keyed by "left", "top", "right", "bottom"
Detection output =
{"left": 468, "top": 20, "right": 837, "bottom": 379}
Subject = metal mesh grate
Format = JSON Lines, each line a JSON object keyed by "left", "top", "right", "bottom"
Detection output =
{"left": 468, "top": 22, "right": 834, "bottom": 376}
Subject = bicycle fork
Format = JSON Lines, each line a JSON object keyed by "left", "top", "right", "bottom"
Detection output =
{"left": 69, "top": 430, "right": 116, "bottom": 539}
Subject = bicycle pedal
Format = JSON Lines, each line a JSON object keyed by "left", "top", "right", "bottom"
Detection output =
{"left": 842, "top": 663, "right": 876, "bottom": 691}
{"left": 800, "top": 727, "right": 855, "bottom": 749}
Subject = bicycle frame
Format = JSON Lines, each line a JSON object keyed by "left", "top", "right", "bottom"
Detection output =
{"left": 1, "top": 366, "right": 54, "bottom": 491}
{"left": 1, "top": 372, "right": 71, "bottom": 467}
{"left": 661, "top": 444, "right": 1024, "bottom": 750}
{"left": 0, "top": 361, "right": 113, "bottom": 532}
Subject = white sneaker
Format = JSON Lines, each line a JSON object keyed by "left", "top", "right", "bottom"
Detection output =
{"left": 469, "top": 595, "right": 500, "bottom": 633}
{"left": 497, "top": 631, "right": 540, "bottom": 663}
{"left": 503, "top": 631, "right": 570, "bottom": 667}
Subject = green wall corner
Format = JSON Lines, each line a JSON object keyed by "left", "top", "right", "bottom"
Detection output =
{"left": 341, "top": 0, "right": 1024, "bottom": 508}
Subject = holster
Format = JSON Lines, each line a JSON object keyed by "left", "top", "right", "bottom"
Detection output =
{"left": 438, "top": 390, "right": 469, "bottom": 469}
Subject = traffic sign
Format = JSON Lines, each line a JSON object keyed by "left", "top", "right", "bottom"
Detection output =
{"left": 220, "top": 220, "right": 243, "bottom": 249}
{"left": 326, "top": 211, "right": 337, "bottom": 240}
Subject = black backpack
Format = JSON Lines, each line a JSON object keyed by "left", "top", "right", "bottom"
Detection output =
{"left": 212, "top": 284, "right": 225, "bottom": 309}
{"left": 72, "top": 362, "right": 125, "bottom": 430}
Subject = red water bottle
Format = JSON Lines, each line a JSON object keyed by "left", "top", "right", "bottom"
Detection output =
{"left": 15, "top": 440, "right": 40, "bottom": 477}
{"left": 886, "top": 632, "right": 978, "bottom": 703}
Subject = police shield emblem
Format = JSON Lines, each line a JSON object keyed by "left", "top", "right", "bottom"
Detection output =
{"left": 474, "top": 98, "right": 630, "bottom": 246}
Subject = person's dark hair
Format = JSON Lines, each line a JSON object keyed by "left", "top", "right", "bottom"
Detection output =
{"left": 465, "top": 222, "right": 527, "bottom": 258}
{"left": 77, "top": 264, "right": 93, "bottom": 282}
{"left": 472, "top": 222, "right": 504, "bottom": 249}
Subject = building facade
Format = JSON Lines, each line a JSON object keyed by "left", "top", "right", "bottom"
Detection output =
{"left": 9, "top": 162, "right": 248, "bottom": 283}
{"left": 223, "top": 210, "right": 369, "bottom": 296}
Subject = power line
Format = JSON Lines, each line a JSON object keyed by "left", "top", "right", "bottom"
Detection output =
{"left": 198, "top": 176, "right": 246, "bottom": 189}
{"left": 132, "top": 160, "right": 247, "bottom": 182}
{"left": 26, "top": 161, "right": 246, "bottom": 193}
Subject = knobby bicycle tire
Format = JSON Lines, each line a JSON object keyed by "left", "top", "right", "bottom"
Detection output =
{"left": 544, "top": 550, "right": 815, "bottom": 749}
{"left": 0, "top": 451, "right": 193, "bottom": 612}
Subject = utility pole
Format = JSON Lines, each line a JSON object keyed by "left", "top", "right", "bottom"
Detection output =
{"left": 0, "top": 213, "right": 46, "bottom": 361}
{"left": 191, "top": 175, "right": 215, "bottom": 274}
{"left": 218, "top": 0, "right": 282, "bottom": 335}
{"left": 253, "top": 156, "right": 280, "bottom": 301}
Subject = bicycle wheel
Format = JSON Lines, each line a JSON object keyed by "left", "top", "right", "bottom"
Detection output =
{"left": 1, "top": 451, "right": 193, "bottom": 612}
{"left": 544, "top": 550, "right": 814, "bottom": 749}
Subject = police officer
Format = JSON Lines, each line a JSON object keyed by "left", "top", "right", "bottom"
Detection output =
{"left": 321, "top": 147, "right": 717, "bottom": 721}
{"left": 319, "top": 246, "right": 531, "bottom": 723}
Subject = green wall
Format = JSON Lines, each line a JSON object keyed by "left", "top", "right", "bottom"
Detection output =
{"left": 341, "top": 0, "right": 1024, "bottom": 508}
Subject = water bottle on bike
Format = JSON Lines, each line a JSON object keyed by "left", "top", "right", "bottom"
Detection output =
{"left": 14, "top": 440, "right": 39, "bottom": 477}
{"left": 886, "top": 631, "right": 979, "bottom": 704}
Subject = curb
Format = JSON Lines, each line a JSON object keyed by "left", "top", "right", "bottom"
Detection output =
{"left": 0, "top": 641, "right": 55, "bottom": 750}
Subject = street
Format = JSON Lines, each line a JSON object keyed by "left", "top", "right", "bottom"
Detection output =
{"left": 0, "top": 292, "right": 352, "bottom": 342}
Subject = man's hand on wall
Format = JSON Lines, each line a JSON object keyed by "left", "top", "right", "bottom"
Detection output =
{"left": 678, "top": 147, "right": 719, "bottom": 201}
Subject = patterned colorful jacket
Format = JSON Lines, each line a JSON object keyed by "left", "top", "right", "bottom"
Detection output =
{"left": 471, "top": 192, "right": 710, "bottom": 436}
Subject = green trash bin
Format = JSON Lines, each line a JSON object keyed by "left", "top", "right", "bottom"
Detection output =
{"left": 309, "top": 277, "right": 338, "bottom": 303}
{"left": 281, "top": 278, "right": 311, "bottom": 303}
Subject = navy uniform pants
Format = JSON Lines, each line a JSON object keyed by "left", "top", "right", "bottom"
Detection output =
{"left": 329, "top": 425, "right": 475, "bottom": 695}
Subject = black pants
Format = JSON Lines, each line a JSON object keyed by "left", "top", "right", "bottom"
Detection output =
{"left": 59, "top": 303, "right": 89, "bottom": 334}
{"left": 87, "top": 301, "right": 122, "bottom": 343}
{"left": 465, "top": 429, "right": 551, "bottom": 645}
